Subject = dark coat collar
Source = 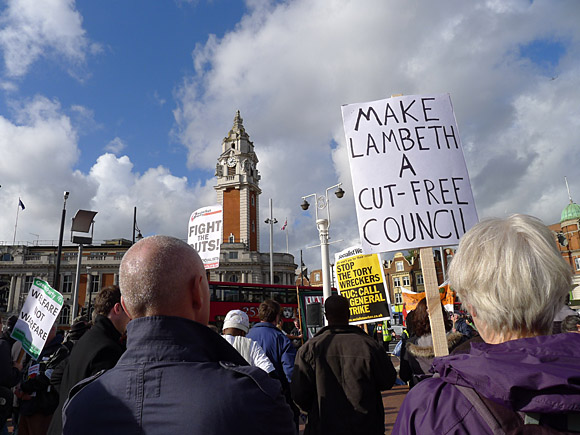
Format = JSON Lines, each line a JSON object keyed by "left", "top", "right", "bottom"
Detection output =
{"left": 120, "top": 316, "right": 248, "bottom": 366}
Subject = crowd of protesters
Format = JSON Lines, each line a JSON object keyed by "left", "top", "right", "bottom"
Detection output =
{"left": 1, "top": 213, "right": 580, "bottom": 434}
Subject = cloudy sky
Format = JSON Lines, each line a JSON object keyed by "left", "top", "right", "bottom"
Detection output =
{"left": 0, "top": 0, "right": 578, "bottom": 269}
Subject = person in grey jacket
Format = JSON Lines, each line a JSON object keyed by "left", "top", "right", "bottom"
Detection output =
{"left": 62, "top": 235, "right": 294, "bottom": 435}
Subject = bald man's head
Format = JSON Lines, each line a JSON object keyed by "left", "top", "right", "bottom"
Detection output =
{"left": 119, "top": 235, "right": 209, "bottom": 323}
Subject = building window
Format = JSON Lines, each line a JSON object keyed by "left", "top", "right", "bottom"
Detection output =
{"left": 89, "top": 275, "right": 99, "bottom": 294}
{"left": 88, "top": 252, "right": 107, "bottom": 261}
{"left": 228, "top": 252, "right": 238, "bottom": 260}
{"left": 23, "top": 276, "right": 34, "bottom": 293}
{"left": 274, "top": 275, "right": 280, "bottom": 284}
{"left": 396, "top": 261, "right": 403, "bottom": 272}
{"left": 227, "top": 166, "right": 235, "bottom": 176}
{"left": 229, "top": 234, "right": 235, "bottom": 243}
{"left": 1, "top": 253, "right": 13, "bottom": 261}
{"left": 251, "top": 195, "right": 255, "bottom": 206}
{"left": 64, "top": 252, "right": 78, "bottom": 262}
{"left": 315, "top": 273, "right": 321, "bottom": 282}
{"left": 59, "top": 305, "right": 70, "bottom": 325}
{"left": 575, "top": 257, "right": 580, "bottom": 271}
{"left": 393, "top": 277, "right": 401, "bottom": 287}
{"left": 251, "top": 221, "right": 255, "bottom": 232}
{"left": 403, "top": 276, "right": 410, "bottom": 286}
{"left": 62, "top": 275, "right": 73, "bottom": 293}
{"left": 228, "top": 274, "right": 239, "bottom": 283}
{"left": 416, "top": 273, "right": 424, "bottom": 285}
{"left": 395, "top": 292, "right": 403, "bottom": 304}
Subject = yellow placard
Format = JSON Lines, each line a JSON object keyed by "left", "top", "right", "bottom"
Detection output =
{"left": 335, "top": 249, "right": 391, "bottom": 325}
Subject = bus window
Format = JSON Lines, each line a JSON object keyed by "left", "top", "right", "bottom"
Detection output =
{"left": 270, "top": 291, "right": 286, "bottom": 304}
{"left": 240, "top": 290, "right": 265, "bottom": 303}
{"left": 215, "top": 288, "right": 240, "bottom": 302}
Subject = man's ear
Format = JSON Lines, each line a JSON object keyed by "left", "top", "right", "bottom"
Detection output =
{"left": 190, "top": 275, "right": 205, "bottom": 310}
{"left": 190, "top": 274, "right": 209, "bottom": 324}
{"left": 120, "top": 296, "right": 133, "bottom": 320}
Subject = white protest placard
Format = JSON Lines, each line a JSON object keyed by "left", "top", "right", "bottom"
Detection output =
{"left": 188, "top": 205, "right": 223, "bottom": 269}
{"left": 11, "top": 278, "right": 63, "bottom": 359}
{"left": 334, "top": 246, "right": 392, "bottom": 325}
{"left": 341, "top": 94, "right": 478, "bottom": 253}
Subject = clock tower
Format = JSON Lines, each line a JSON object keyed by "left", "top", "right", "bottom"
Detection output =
{"left": 214, "top": 111, "right": 261, "bottom": 251}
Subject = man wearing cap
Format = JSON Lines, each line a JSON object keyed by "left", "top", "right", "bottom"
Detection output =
{"left": 221, "top": 310, "right": 274, "bottom": 373}
{"left": 63, "top": 236, "right": 294, "bottom": 435}
{"left": 48, "top": 286, "right": 129, "bottom": 435}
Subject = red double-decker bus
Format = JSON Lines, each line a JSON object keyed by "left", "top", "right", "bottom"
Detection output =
{"left": 208, "top": 281, "right": 325, "bottom": 331}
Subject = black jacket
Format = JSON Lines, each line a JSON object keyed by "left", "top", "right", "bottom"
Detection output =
{"left": 19, "top": 336, "right": 63, "bottom": 416}
{"left": 399, "top": 332, "right": 465, "bottom": 387}
{"left": 291, "top": 324, "right": 397, "bottom": 435}
{"left": 62, "top": 316, "right": 295, "bottom": 435}
{"left": 48, "top": 315, "right": 125, "bottom": 435}
{"left": 0, "top": 334, "right": 19, "bottom": 388}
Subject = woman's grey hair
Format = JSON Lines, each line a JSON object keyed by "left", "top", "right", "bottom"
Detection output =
{"left": 448, "top": 214, "right": 572, "bottom": 337}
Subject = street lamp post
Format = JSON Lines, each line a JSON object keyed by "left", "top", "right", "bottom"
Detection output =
{"left": 264, "top": 198, "right": 278, "bottom": 284}
{"left": 132, "top": 206, "right": 143, "bottom": 244}
{"left": 71, "top": 209, "right": 98, "bottom": 324}
{"left": 54, "top": 191, "right": 70, "bottom": 292}
{"left": 300, "top": 183, "right": 344, "bottom": 301}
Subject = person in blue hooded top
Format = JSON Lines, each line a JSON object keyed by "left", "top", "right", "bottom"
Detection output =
{"left": 394, "top": 214, "right": 580, "bottom": 434}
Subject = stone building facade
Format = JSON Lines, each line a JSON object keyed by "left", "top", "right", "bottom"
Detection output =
{"left": 0, "top": 239, "right": 130, "bottom": 323}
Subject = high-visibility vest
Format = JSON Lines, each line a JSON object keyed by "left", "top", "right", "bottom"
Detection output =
{"left": 383, "top": 321, "right": 392, "bottom": 342}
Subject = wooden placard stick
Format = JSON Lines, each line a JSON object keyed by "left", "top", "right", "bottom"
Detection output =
{"left": 16, "top": 348, "right": 26, "bottom": 364}
{"left": 419, "top": 247, "right": 448, "bottom": 357}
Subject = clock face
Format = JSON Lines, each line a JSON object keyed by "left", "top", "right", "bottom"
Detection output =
{"left": 227, "top": 156, "right": 236, "bottom": 167}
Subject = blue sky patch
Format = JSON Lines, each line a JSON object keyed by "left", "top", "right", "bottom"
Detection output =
{"left": 519, "top": 38, "right": 566, "bottom": 74}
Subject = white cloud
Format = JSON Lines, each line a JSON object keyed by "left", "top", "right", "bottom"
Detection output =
{"left": 0, "top": 97, "right": 215, "bottom": 245}
{"left": 0, "top": 0, "right": 97, "bottom": 78}
{"left": 1, "top": 1, "right": 580, "bottom": 273}
{"left": 104, "top": 137, "right": 127, "bottom": 154}
{"left": 173, "top": 0, "right": 580, "bottom": 267}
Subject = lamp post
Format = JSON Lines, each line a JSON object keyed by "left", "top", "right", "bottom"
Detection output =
{"left": 264, "top": 198, "right": 278, "bottom": 284}
{"left": 300, "top": 183, "right": 344, "bottom": 301}
{"left": 132, "top": 206, "right": 143, "bottom": 244}
{"left": 71, "top": 209, "right": 98, "bottom": 324}
{"left": 54, "top": 191, "right": 70, "bottom": 292}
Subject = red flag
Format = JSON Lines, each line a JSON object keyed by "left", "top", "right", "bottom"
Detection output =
{"left": 281, "top": 219, "right": 287, "bottom": 230}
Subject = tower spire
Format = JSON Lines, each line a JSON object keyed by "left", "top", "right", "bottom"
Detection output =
{"left": 233, "top": 110, "right": 244, "bottom": 132}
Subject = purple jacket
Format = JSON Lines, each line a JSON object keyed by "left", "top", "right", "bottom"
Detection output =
{"left": 394, "top": 333, "right": 580, "bottom": 434}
